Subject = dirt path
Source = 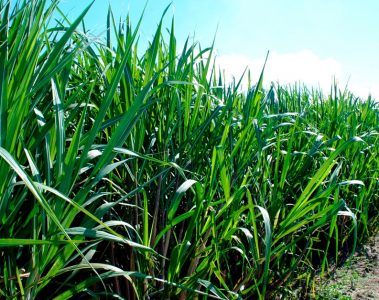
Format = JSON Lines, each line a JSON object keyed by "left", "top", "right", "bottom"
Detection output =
{"left": 317, "top": 234, "right": 379, "bottom": 299}
{"left": 350, "top": 234, "right": 379, "bottom": 299}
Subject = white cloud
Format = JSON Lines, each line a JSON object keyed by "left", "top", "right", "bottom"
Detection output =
{"left": 347, "top": 81, "right": 379, "bottom": 101}
{"left": 216, "top": 50, "right": 377, "bottom": 100}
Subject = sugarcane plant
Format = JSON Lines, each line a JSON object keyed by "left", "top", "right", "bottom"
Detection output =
{"left": 0, "top": 0, "right": 378, "bottom": 299}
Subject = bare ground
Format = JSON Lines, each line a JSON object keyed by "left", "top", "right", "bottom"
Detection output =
{"left": 317, "top": 234, "right": 379, "bottom": 300}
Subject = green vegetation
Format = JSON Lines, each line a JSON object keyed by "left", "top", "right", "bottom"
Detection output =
{"left": 0, "top": 1, "right": 378, "bottom": 299}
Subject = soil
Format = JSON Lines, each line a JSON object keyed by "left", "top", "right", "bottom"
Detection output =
{"left": 316, "top": 234, "right": 379, "bottom": 300}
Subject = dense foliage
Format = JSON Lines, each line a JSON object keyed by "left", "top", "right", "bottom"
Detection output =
{"left": 0, "top": 1, "right": 378, "bottom": 299}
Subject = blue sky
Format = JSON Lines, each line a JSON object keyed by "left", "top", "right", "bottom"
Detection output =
{"left": 59, "top": 0, "right": 379, "bottom": 99}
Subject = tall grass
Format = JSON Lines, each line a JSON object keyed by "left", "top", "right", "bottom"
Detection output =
{"left": 0, "top": 1, "right": 378, "bottom": 299}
